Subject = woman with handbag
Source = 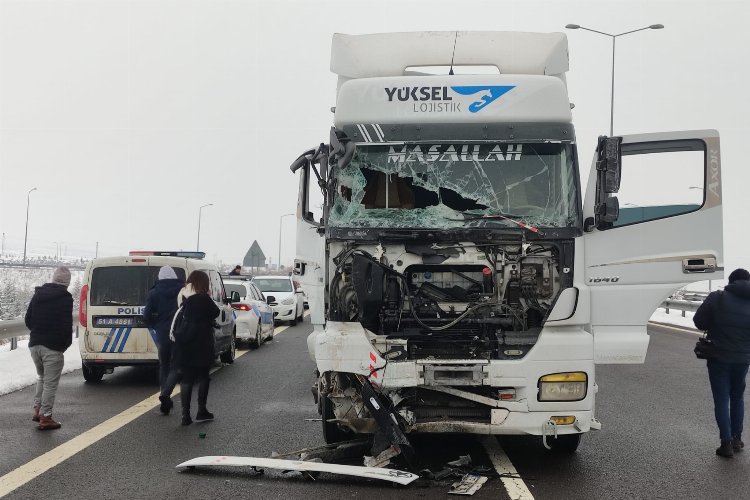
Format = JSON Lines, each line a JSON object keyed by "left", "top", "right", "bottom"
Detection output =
{"left": 693, "top": 268, "right": 750, "bottom": 458}
{"left": 172, "top": 270, "right": 220, "bottom": 426}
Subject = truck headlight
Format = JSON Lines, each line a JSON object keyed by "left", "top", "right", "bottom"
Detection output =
{"left": 538, "top": 372, "right": 587, "bottom": 401}
{"left": 280, "top": 296, "right": 295, "bottom": 305}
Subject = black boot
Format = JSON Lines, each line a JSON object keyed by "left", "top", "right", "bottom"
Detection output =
{"left": 732, "top": 435, "right": 744, "bottom": 452}
{"left": 158, "top": 395, "right": 173, "bottom": 415}
{"left": 181, "top": 410, "right": 193, "bottom": 426}
{"left": 716, "top": 440, "right": 734, "bottom": 458}
{"left": 196, "top": 407, "right": 214, "bottom": 421}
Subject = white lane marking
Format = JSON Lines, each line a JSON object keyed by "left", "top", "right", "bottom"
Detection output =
{"left": 0, "top": 322, "right": 306, "bottom": 497}
{"left": 481, "top": 436, "right": 534, "bottom": 500}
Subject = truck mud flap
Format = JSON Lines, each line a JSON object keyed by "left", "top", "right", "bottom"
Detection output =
{"left": 360, "top": 378, "right": 416, "bottom": 470}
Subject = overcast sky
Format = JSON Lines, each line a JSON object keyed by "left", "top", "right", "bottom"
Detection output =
{"left": 0, "top": 0, "right": 747, "bottom": 273}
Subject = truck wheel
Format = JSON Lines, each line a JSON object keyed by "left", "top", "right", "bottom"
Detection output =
{"left": 220, "top": 332, "right": 236, "bottom": 364}
{"left": 547, "top": 433, "right": 581, "bottom": 453}
{"left": 322, "top": 396, "right": 354, "bottom": 444}
{"left": 82, "top": 364, "right": 104, "bottom": 383}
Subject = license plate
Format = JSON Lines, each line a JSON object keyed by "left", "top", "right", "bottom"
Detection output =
{"left": 93, "top": 316, "right": 144, "bottom": 327}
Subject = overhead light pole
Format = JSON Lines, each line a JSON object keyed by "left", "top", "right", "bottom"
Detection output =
{"left": 22, "top": 187, "right": 37, "bottom": 267}
{"left": 278, "top": 213, "right": 295, "bottom": 271}
{"left": 197, "top": 203, "right": 213, "bottom": 251}
{"left": 565, "top": 23, "right": 664, "bottom": 136}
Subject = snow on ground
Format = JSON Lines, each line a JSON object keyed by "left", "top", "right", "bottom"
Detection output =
{"left": 650, "top": 308, "right": 700, "bottom": 332}
{"left": 0, "top": 308, "right": 699, "bottom": 397}
{"left": 0, "top": 339, "right": 82, "bottom": 396}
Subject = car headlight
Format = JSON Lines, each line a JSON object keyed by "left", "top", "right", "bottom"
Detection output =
{"left": 538, "top": 372, "right": 587, "bottom": 401}
{"left": 280, "top": 296, "right": 295, "bottom": 305}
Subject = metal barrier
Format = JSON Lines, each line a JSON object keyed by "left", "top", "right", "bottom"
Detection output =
{"left": 0, "top": 314, "right": 78, "bottom": 351}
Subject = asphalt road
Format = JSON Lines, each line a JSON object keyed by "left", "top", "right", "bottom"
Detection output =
{"left": 0, "top": 321, "right": 748, "bottom": 499}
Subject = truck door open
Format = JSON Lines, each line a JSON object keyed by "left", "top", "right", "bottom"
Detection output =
{"left": 292, "top": 145, "right": 327, "bottom": 326}
{"left": 582, "top": 130, "right": 723, "bottom": 364}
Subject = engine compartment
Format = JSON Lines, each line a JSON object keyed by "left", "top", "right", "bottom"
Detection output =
{"left": 327, "top": 239, "right": 573, "bottom": 361}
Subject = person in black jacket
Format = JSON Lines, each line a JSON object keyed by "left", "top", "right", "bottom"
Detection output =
{"left": 173, "top": 270, "right": 219, "bottom": 425}
{"left": 143, "top": 266, "right": 183, "bottom": 406}
{"left": 694, "top": 268, "right": 750, "bottom": 458}
{"left": 25, "top": 267, "right": 74, "bottom": 430}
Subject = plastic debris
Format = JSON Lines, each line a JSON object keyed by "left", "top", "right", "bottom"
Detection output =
{"left": 446, "top": 455, "right": 472, "bottom": 467}
{"left": 448, "top": 474, "right": 488, "bottom": 495}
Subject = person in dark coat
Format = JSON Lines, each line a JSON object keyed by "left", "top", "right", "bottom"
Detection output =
{"left": 228, "top": 265, "right": 242, "bottom": 276}
{"left": 694, "top": 268, "right": 750, "bottom": 458}
{"left": 173, "top": 270, "right": 219, "bottom": 425}
{"left": 144, "top": 266, "right": 183, "bottom": 412}
{"left": 25, "top": 267, "right": 74, "bottom": 430}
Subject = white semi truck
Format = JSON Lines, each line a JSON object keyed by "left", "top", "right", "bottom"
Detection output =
{"left": 290, "top": 31, "right": 723, "bottom": 457}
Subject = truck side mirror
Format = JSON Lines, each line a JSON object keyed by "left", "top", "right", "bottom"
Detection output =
{"left": 599, "top": 136, "right": 623, "bottom": 194}
{"left": 599, "top": 196, "right": 620, "bottom": 223}
{"left": 592, "top": 135, "right": 623, "bottom": 230}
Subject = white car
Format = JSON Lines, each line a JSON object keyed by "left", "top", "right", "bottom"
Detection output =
{"left": 253, "top": 275, "right": 305, "bottom": 325}
{"left": 222, "top": 277, "right": 275, "bottom": 347}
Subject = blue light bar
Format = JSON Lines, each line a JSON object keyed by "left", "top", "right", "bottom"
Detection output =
{"left": 129, "top": 251, "right": 206, "bottom": 259}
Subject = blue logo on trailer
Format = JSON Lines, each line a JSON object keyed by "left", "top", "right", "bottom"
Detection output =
{"left": 450, "top": 86, "right": 515, "bottom": 113}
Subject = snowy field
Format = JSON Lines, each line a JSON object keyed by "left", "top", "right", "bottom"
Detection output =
{"left": 0, "top": 339, "right": 83, "bottom": 395}
{"left": 0, "top": 308, "right": 699, "bottom": 397}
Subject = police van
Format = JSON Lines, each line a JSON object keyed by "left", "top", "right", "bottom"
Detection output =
{"left": 78, "top": 251, "right": 238, "bottom": 382}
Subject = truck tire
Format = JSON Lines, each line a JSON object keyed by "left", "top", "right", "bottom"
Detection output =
{"left": 322, "top": 396, "right": 354, "bottom": 444}
{"left": 82, "top": 364, "right": 104, "bottom": 383}
{"left": 547, "top": 433, "right": 581, "bottom": 453}
{"left": 220, "top": 332, "right": 236, "bottom": 364}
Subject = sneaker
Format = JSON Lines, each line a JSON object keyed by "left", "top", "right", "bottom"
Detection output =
{"left": 32, "top": 406, "right": 40, "bottom": 423}
{"left": 716, "top": 440, "right": 734, "bottom": 458}
{"left": 38, "top": 415, "right": 62, "bottom": 431}
{"left": 159, "top": 396, "right": 173, "bottom": 415}
{"left": 181, "top": 414, "right": 193, "bottom": 426}
{"left": 732, "top": 435, "right": 744, "bottom": 452}
{"left": 195, "top": 408, "right": 214, "bottom": 421}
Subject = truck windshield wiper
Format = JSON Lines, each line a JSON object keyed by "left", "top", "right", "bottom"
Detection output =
{"left": 449, "top": 213, "right": 544, "bottom": 235}
{"left": 100, "top": 300, "right": 129, "bottom": 306}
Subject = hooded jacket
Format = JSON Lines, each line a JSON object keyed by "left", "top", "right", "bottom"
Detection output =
{"left": 25, "top": 283, "right": 74, "bottom": 353}
{"left": 143, "top": 278, "right": 183, "bottom": 345}
{"left": 693, "top": 279, "right": 750, "bottom": 364}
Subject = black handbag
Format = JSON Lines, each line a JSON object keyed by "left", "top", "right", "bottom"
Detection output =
{"left": 694, "top": 335, "right": 717, "bottom": 359}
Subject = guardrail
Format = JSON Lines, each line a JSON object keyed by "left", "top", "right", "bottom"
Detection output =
{"left": 0, "top": 314, "right": 79, "bottom": 351}
{"left": 661, "top": 299, "right": 702, "bottom": 316}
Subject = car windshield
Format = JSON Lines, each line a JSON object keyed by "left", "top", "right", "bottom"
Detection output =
{"left": 329, "top": 142, "right": 579, "bottom": 230}
{"left": 253, "top": 278, "right": 292, "bottom": 292}
{"left": 224, "top": 283, "right": 247, "bottom": 299}
{"left": 91, "top": 266, "right": 186, "bottom": 306}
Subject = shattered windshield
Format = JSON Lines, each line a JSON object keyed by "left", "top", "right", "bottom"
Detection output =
{"left": 329, "top": 142, "right": 579, "bottom": 230}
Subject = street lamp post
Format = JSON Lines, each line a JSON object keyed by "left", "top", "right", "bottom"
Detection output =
{"left": 196, "top": 204, "right": 213, "bottom": 251}
{"left": 565, "top": 23, "right": 664, "bottom": 136}
{"left": 22, "top": 187, "right": 38, "bottom": 267}
{"left": 278, "top": 213, "right": 295, "bottom": 271}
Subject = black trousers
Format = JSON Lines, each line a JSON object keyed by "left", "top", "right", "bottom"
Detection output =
{"left": 180, "top": 366, "right": 210, "bottom": 413}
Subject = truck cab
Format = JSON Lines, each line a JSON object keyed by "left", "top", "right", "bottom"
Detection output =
{"left": 291, "top": 31, "right": 723, "bottom": 454}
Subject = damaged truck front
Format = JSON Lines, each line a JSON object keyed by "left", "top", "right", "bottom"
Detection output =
{"left": 291, "top": 31, "right": 724, "bottom": 454}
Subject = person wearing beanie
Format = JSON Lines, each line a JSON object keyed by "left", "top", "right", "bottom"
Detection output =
{"left": 25, "top": 266, "right": 74, "bottom": 430}
{"left": 229, "top": 265, "right": 242, "bottom": 276}
{"left": 694, "top": 268, "right": 750, "bottom": 458}
{"left": 143, "top": 266, "right": 184, "bottom": 413}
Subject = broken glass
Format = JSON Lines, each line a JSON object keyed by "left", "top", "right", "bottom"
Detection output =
{"left": 329, "top": 142, "right": 579, "bottom": 230}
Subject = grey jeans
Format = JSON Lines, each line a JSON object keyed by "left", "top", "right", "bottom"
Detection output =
{"left": 29, "top": 345, "right": 65, "bottom": 417}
